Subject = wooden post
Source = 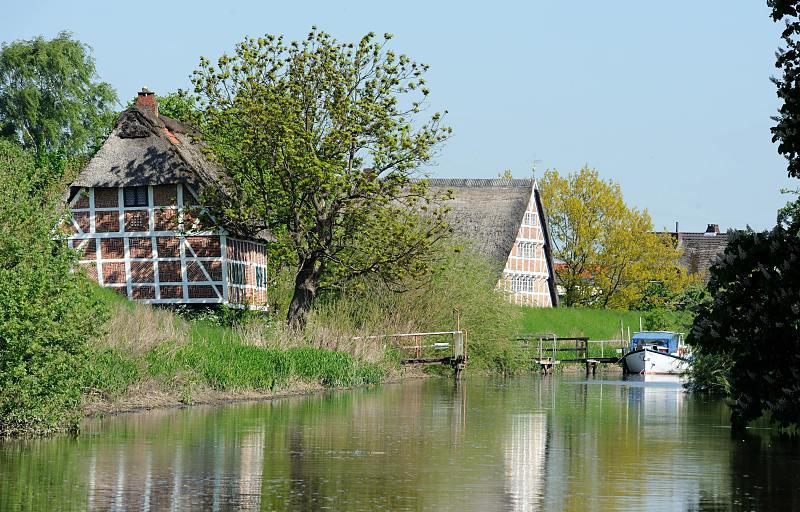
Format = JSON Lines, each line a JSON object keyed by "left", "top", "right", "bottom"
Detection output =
{"left": 453, "top": 330, "right": 465, "bottom": 380}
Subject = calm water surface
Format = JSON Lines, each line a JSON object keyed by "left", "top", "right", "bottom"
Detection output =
{"left": 1, "top": 375, "right": 799, "bottom": 511}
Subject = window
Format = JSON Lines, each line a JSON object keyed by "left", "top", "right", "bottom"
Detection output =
{"left": 228, "top": 262, "right": 246, "bottom": 285}
{"left": 124, "top": 186, "right": 148, "bottom": 207}
{"left": 255, "top": 265, "right": 268, "bottom": 288}
{"left": 522, "top": 211, "right": 537, "bottom": 227}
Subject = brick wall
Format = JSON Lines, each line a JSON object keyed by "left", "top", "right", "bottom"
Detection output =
{"left": 66, "top": 185, "right": 263, "bottom": 307}
{"left": 130, "top": 261, "right": 154, "bottom": 283}
{"left": 94, "top": 188, "right": 118, "bottom": 208}
{"left": 102, "top": 262, "right": 126, "bottom": 284}
{"left": 100, "top": 238, "right": 125, "bottom": 259}
{"left": 128, "top": 237, "right": 152, "bottom": 258}
{"left": 186, "top": 236, "right": 220, "bottom": 257}
{"left": 152, "top": 185, "right": 177, "bottom": 206}
{"left": 158, "top": 261, "right": 182, "bottom": 283}
{"left": 156, "top": 237, "right": 180, "bottom": 258}
{"left": 95, "top": 212, "right": 120, "bottom": 232}
{"left": 154, "top": 209, "right": 177, "bottom": 231}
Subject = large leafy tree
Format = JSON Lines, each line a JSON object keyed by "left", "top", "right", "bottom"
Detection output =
{"left": 0, "top": 32, "right": 117, "bottom": 163}
{"left": 686, "top": 1, "right": 800, "bottom": 431}
{"left": 191, "top": 30, "right": 452, "bottom": 326}
{"left": 688, "top": 204, "right": 800, "bottom": 430}
{"left": 539, "top": 166, "right": 689, "bottom": 308}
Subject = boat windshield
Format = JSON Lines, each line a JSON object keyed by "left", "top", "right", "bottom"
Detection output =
{"left": 630, "top": 332, "right": 680, "bottom": 353}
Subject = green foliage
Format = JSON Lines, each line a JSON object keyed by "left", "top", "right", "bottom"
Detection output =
{"left": 287, "top": 347, "right": 384, "bottom": 386}
{"left": 538, "top": 166, "right": 691, "bottom": 309}
{"left": 769, "top": 0, "right": 800, "bottom": 178}
{"left": 190, "top": 28, "right": 452, "bottom": 325}
{"left": 684, "top": 349, "right": 733, "bottom": 395}
{"left": 174, "top": 304, "right": 254, "bottom": 328}
{"left": 687, "top": 204, "right": 800, "bottom": 430}
{"left": 303, "top": 242, "right": 523, "bottom": 373}
{"left": 83, "top": 349, "right": 141, "bottom": 398}
{"left": 147, "top": 339, "right": 292, "bottom": 390}
{"left": 642, "top": 308, "right": 693, "bottom": 333}
{"left": 685, "top": 4, "right": 800, "bottom": 431}
{"left": 0, "top": 141, "right": 109, "bottom": 437}
{"left": 155, "top": 89, "right": 202, "bottom": 126}
{"left": 0, "top": 32, "right": 117, "bottom": 163}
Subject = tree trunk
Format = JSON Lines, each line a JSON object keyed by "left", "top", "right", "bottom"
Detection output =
{"left": 286, "top": 257, "right": 322, "bottom": 329}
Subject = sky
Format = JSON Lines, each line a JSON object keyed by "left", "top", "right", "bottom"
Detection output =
{"left": 3, "top": 1, "right": 795, "bottom": 231}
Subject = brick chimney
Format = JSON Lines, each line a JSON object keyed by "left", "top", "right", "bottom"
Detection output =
{"left": 704, "top": 223, "right": 720, "bottom": 237}
{"left": 135, "top": 86, "right": 158, "bottom": 118}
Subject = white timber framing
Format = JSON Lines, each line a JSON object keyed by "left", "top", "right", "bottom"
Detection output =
{"left": 66, "top": 183, "right": 269, "bottom": 309}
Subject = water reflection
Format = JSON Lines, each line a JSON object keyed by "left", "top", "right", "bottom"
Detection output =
{"left": 1, "top": 376, "right": 798, "bottom": 511}
{"left": 504, "top": 413, "right": 546, "bottom": 511}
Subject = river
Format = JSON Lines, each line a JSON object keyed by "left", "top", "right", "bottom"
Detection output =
{"left": 1, "top": 374, "right": 798, "bottom": 511}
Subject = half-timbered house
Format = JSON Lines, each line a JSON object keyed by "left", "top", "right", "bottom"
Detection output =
{"left": 424, "top": 179, "right": 558, "bottom": 307}
{"left": 64, "top": 88, "right": 269, "bottom": 309}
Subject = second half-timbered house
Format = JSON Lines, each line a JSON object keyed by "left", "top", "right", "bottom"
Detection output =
{"left": 424, "top": 179, "right": 558, "bottom": 307}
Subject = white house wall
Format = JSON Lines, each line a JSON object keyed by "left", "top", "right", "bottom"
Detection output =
{"left": 498, "top": 182, "right": 554, "bottom": 307}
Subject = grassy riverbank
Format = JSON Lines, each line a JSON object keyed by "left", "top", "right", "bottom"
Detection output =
{"left": 81, "top": 288, "right": 390, "bottom": 416}
{"left": 83, "top": 282, "right": 661, "bottom": 416}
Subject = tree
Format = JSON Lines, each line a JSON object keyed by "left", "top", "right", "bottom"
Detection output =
{"left": 770, "top": 1, "right": 800, "bottom": 178}
{"left": 191, "top": 29, "right": 452, "bottom": 326}
{"left": 687, "top": 206, "right": 800, "bottom": 430}
{"left": 0, "top": 32, "right": 117, "bottom": 163}
{"left": 685, "top": 2, "right": 800, "bottom": 432}
{"left": 0, "top": 140, "right": 108, "bottom": 436}
{"left": 538, "top": 166, "right": 689, "bottom": 308}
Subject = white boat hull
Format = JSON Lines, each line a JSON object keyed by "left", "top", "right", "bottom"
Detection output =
{"left": 623, "top": 349, "right": 690, "bottom": 375}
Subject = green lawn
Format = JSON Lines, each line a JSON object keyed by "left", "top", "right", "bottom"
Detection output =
{"left": 514, "top": 306, "right": 645, "bottom": 341}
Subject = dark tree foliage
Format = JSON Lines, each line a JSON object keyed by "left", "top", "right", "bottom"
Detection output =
{"left": 688, "top": 205, "right": 800, "bottom": 430}
{"left": 769, "top": 0, "right": 800, "bottom": 177}
{"left": 688, "top": 0, "right": 800, "bottom": 432}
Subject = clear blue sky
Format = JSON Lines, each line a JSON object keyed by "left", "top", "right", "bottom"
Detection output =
{"left": 4, "top": 1, "right": 794, "bottom": 231}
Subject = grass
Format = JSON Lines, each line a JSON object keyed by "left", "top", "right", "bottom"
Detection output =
{"left": 515, "top": 306, "right": 646, "bottom": 340}
{"left": 82, "top": 287, "right": 386, "bottom": 409}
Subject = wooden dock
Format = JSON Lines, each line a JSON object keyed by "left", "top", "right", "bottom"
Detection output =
{"left": 516, "top": 334, "right": 625, "bottom": 374}
{"left": 355, "top": 328, "right": 468, "bottom": 379}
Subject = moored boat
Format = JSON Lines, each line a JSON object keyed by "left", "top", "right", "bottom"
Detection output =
{"left": 623, "top": 331, "right": 690, "bottom": 375}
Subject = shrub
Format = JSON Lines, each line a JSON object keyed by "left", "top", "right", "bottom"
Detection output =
{"left": 0, "top": 141, "right": 108, "bottom": 437}
{"left": 687, "top": 206, "right": 800, "bottom": 430}
{"left": 290, "top": 242, "right": 523, "bottom": 373}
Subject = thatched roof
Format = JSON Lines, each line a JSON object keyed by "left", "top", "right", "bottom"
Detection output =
{"left": 423, "top": 178, "right": 534, "bottom": 267}
{"left": 71, "top": 106, "right": 275, "bottom": 241}
{"left": 72, "top": 107, "right": 222, "bottom": 188}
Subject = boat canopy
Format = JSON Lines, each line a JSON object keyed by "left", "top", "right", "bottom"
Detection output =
{"left": 631, "top": 331, "right": 681, "bottom": 353}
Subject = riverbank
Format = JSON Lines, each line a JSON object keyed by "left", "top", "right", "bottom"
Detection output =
{"left": 83, "top": 366, "right": 434, "bottom": 419}
{"left": 82, "top": 290, "right": 643, "bottom": 421}
{"left": 79, "top": 288, "right": 433, "bottom": 420}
